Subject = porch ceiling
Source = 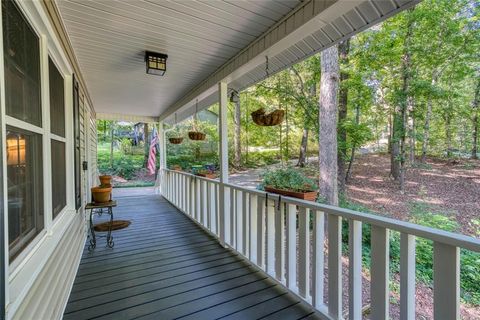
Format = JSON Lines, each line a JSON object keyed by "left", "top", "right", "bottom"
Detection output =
{"left": 57, "top": 0, "right": 419, "bottom": 122}
{"left": 56, "top": 0, "right": 302, "bottom": 118}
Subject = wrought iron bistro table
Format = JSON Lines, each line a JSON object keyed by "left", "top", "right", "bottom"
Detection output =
{"left": 86, "top": 200, "right": 117, "bottom": 251}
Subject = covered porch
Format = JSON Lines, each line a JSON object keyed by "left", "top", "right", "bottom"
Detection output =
{"left": 1, "top": 0, "right": 479, "bottom": 319}
{"left": 64, "top": 195, "right": 320, "bottom": 319}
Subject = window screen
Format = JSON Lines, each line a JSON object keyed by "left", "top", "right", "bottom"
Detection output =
{"left": 49, "top": 58, "right": 65, "bottom": 137}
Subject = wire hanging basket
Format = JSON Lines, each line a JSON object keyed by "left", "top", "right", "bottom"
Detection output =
{"left": 188, "top": 99, "right": 206, "bottom": 141}
{"left": 251, "top": 56, "right": 284, "bottom": 127}
{"left": 168, "top": 113, "right": 184, "bottom": 144}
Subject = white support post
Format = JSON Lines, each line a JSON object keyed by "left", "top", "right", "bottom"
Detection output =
{"left": 218, "top": 81, "right": 229, "bottom": 246}
{"left": 157, "top": 121, "right": 166, "bottom": 195}
{"left": 433, "top": 242, "right": 459, "bottom": 320}
{"left": 349, "top": 220, "right": 362, "bottom": 320}
{"left": 371, "top": 226, "right": 390, "bottom": 320}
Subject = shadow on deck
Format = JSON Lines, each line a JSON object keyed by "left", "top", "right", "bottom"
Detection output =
{"left": 64, "top": 195, "right": 321, "bottom": 320}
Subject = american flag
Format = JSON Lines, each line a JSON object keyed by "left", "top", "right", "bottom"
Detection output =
{"left": 147, "top": 126, "right": 159, "bottom": 175}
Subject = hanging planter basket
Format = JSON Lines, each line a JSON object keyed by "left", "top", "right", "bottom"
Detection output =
{"left": 251, "top": 108, "right": 285, "bottom": 126}
{"left": 188, "top": 131, "right": 206, "bottom": 141}
{"left": 168, "top": 137, "right": 184, "bottom": 144}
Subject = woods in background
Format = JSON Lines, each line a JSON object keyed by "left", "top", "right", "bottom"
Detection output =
{"left": 228, "top": 0, "right": 478, "bottom": 202}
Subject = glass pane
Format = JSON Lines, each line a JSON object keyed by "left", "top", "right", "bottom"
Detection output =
{"left": 51, "top": 140, "right": 66, "bottom": 219}
{"left": 6, "top": 126, "right": 44, "bottom": 262}
{"left": 49, "top": 58, "right": 65, "bottom": 137}
{"left": 2, "top": 0, "right": 41, "bottom": 127}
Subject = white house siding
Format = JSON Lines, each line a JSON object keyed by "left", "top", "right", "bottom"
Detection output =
{"left": 1, "top": 1, "right": 97, "bottom": 319}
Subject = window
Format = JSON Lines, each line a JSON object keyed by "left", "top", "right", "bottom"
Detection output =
{"left": 51, "top": 140, "right": 66, "bottom": 219}
{"left": 3, "top": 0, "right": 44, "bottom": 262}
{"left": 49, "top": 57, "right": 66, "bottom": 218}
{"left": 2, "top": 0, "right": 41, "bottom": 127}
{"left": 49, "top": 58, "right": 65, "bottom": 137}
{"left": 6, "top": 127, "right": 44, "bottom": 261}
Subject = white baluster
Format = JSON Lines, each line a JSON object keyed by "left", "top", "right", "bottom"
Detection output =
{"left": 349, "top": 220, "right": 362, "bottom": 320}
{"left": 328, "top": 214, "right": 342, "bottom": 319}
{"left": 371, "top": 225, "right": 389, "bottom": 320}
{"left": 298, "top": 207, "right": 310, "bottom": 300}
{"left": 249, "top": 194, "right": 258, "bottom": 264}
{"left": 236, "top": 190, "right": 243, "bottom": 253}
{"left": 312, "top": 210, "right": 325, "bottom": 309}
{"left": 275, "top": 199, "right": 285, "bottom": 283}
{"left": 242, "top": 192, "right": 249, "bottom": 257}
{"left": 209, "top": 183, "right": 216, "bottom": 234}
{"left": 256, "top": 196, "right": 265, "bottom": 270}
{"left": 400, "top": 233, "right": 415, "bottom": 320}
{"left": 266, "top": 198, "right": 275, "bottom": 276}
{"left": 230, "top": 188, "right": 236, "bottom": 248}
{"left": 433, "top": 242, "right": 459, "bottom": 320}
{"left": 206, "top": 181, "right": 212, "bottom": 229}
{"left": 286, "top": 204, "right": 297, "bottom": 292}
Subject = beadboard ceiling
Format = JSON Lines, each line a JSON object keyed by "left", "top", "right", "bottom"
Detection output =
{"left": 56, "top": 0, "right": 419, "bottom": 121}
{"left": 56, "top": 0, "right": 302, "bottom": 118}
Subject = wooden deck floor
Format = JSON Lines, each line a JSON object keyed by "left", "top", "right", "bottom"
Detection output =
{"left": 64, "top": 195, "right": 321, "bottom": 320}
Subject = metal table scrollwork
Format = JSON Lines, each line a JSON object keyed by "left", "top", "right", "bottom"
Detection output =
{"left": 86, "top": 200, "right": 117, "bottom": 251}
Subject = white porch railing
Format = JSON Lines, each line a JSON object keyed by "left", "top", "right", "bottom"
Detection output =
{"left": 160, "top": 168, "right": 480, "bottom": 320}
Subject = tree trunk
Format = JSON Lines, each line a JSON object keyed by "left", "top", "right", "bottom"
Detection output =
{"left": 445, "top": 111, "right": 453, "bottom": 158}
{"left": 337, "top": 39, "right": 350, "bottom": 195}
{"left": 408, "top": 97, "right": 415, "bottom": 164}
{"left": 233, "top": 96, "right": 242, "bottom": 168}
{"left": 472, "top": 77, "right": 480, "bottom": 159}
{"left": 319, "top": 47, "right": 339, "bottom": 206}
{"left": 346, "top": 104, "right": 360, "bottom": 183}
{"left": 391, "top": 9, "right": 414, "bottom": 192}
{"left": 422, "top": 73, "right": 437, "bottom": 163}
{"left": 144, "top": 123, "right": 149, "bottom": 167}
{"left": 297, "top": 128, "right": 309, "bottom": 167}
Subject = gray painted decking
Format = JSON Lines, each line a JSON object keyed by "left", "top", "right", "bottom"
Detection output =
{"left": 64, "top": 195, "right": 321, "bottom": 320}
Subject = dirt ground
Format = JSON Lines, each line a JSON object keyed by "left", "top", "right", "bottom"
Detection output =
{"left": 344, "top": 153, "right": 480, "bottom": 237}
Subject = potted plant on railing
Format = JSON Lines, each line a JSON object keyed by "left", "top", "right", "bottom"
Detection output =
{"left": 259, "top": 167, "right": 318, "bottom": 201}
{"left": 195, "top": 165, "right": 217, "bottom": 179}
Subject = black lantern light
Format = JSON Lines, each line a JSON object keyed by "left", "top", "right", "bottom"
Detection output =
{"left": 145, "top": 51, "right": 168, "bottom": 76}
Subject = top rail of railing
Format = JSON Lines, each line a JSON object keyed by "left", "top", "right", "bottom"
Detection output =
{"left": 162, "top": 169, "right": 480, "bottom": 252}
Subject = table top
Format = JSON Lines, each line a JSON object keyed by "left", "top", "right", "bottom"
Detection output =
{"left": 86, "top": 200, "right": 117, "bottom": 209}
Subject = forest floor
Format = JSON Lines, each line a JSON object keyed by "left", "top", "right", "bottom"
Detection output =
{"left": 232, "top": 153, "right": 480, "bottom": 237}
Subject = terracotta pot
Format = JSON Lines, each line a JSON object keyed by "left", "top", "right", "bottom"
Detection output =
{"left": 188, "top": 131, "right": 206, "bottom": 141}
{"left": 169, "top": 137, "right": 183, "bottom": 144}
{"left": 264, "top": 186, "right": 317, "bottom": 201}
{"left": 195, "top": 172, "right": 216, "bottom": 179}
{"left": 91, "top": 186, "right": 112, "bottom": 203}
{"left": 99, "top": 175, "right": 112, "bottom": 186}
{"left": 251, "top": 108, "right": 284, "bottom": 126}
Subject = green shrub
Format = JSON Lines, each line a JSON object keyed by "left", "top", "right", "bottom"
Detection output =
{"left": 259, "top": 167, "right": 318, "bottom": 192}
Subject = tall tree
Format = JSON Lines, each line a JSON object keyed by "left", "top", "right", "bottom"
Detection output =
{"left": 319, "top": 47, "right": 339, "bottom": 206}
{"left": 472, "top": 77, "right": 479, "bottom": 159}
{"left": 391, "top": 9, "right": 414, "bottom": 191}
{"left": 337, "top": 39, "right": 350, "bottom": 194}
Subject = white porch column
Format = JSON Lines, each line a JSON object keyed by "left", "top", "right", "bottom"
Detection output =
{"left": 156, "top": 121, "right": 166, "bottom": 195}
{"left": 218, "top": 81, "right": 230, "bottom": 246}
